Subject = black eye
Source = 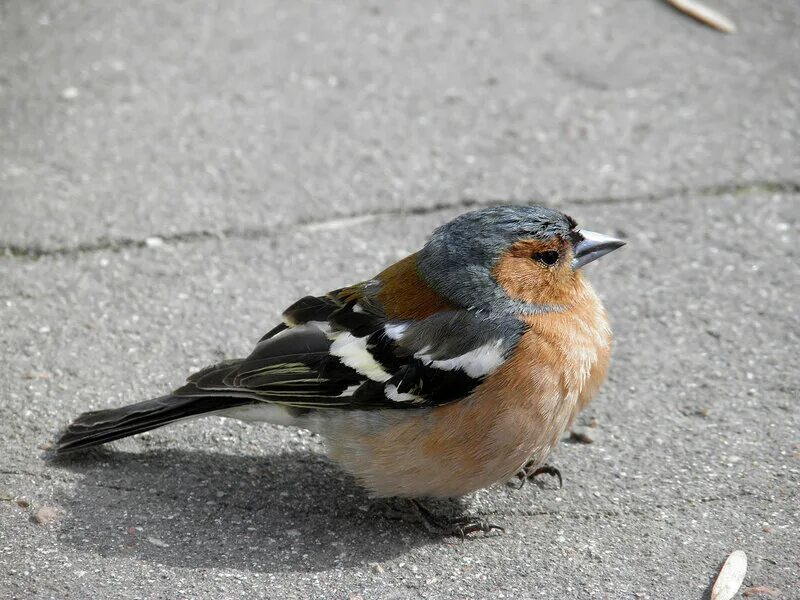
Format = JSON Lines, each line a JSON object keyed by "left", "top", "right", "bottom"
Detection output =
{"left": 533, "top": 250, "right": 559, "bottom": 266}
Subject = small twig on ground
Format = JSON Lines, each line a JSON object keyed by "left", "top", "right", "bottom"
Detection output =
{"left": 665, "top": 0, "right": 737, "bottom": 33}
{"left": 709, "top": 550, "right": 747, "bottom": 600}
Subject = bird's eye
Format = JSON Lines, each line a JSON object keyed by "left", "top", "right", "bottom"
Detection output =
{"left": 533, "top": 250, "right": 560, "bottom": 266}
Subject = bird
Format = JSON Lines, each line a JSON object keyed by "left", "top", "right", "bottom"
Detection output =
{"left": 55, "top": 205, "right": 624, "bottom": 535}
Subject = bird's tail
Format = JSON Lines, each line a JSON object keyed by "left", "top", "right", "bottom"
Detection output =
{"left": 54, "top": 394, "right": 254, "bottom": 455}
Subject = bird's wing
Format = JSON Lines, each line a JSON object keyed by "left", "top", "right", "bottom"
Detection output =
{"left": 173, "top": 283, "right": 526, "bottom": 410}
{"left": 172, "top": 322, "right": 361, "bottom": 409}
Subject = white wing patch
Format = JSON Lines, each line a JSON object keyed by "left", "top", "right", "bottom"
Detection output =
{"left": 338, "top": 383, "right": 362, "bottom": 397}
{"left": 384, "top": 323, "right": 409, "bottom": 340}
{"left": 329, "top": 332, "right": 391, "bottom": 382}
{"left": 385, "top": 383, "right": 423, "bottom": 404}
{"left": 416, "top": 339, "right": 507, "bottom": 379}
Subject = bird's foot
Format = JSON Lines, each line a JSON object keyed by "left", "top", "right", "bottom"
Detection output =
{"left": 441, "top": 516, "right": 505, "bottom": 539}
{"left": 411, "top": 500, "right": 505, "bottom": 538}
{"left": 509, "top": 462, "right": 563, "bottom": 490}
{"left": 382, "top": 499, "right": 505, "bottom": 538}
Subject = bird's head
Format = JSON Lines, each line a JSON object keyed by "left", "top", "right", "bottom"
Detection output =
{"left": 416, "top": 205, "right": 625, "bottom": 314}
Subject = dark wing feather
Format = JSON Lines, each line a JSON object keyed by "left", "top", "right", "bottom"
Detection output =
{"left": 356, "top": 309, "right": 526, "bottom": 407}
{"left": 266, "top": 287, "right": 526, "bottom": 409}
{"left": 173, "top": 324, "right": 361, "bottom": 408}
{"left": 171, "top": 283, "right": 525, "bottom": 412}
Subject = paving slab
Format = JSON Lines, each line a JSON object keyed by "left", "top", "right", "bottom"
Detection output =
{"left": 1, "top": 191, "right": 798, "bottom": 599}
{"left": 2, "top": 1, "right": 799, "bottom": 250}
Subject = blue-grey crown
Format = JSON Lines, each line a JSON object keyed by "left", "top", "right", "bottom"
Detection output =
{"left": 416, "top": 205, "right": 575, "bottom": 313}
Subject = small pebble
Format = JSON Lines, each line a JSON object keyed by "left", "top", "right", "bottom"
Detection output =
{"left": 24, "top": 371, "right": 50, "bottom": 380}
{"left": 369, "top": 562, "right": 384, "bottom": 574}
{"left": 145, "top": 236, "right": 165, "bottom": 248}
{"left": 31, "top": 506, "right": 59, "bottom": 525}
{"left": 60, "top": 86, "right": 79, "bottom": 100}
{"left": 588, "top": 418, "right": 600, "bottom": 428}
{"left": 0, "top": 490, "right": 13, "bottom": 501}
{"left": 569, "top": 429, "right": 593, "bottom": 444}
{"left": 146, "top": 536, "right": 169, "bottom": 548}
{"left": 15, "top": 497, "right": 31, "bottom": 509}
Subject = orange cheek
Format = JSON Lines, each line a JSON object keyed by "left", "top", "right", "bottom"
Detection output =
{"left": 491, "top": 241, "right": 576, "bottom": 305}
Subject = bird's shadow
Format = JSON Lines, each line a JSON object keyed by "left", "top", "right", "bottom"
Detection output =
{"left": 50, "top": 446, "right": 474, "bottom": 573}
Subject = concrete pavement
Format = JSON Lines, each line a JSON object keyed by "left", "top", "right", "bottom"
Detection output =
{"left": 1, "top": 1, "right": 798, "bottom": 598}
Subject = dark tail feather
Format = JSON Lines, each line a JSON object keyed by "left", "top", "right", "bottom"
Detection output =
{"left": 54, "top": 394, "right": 254, "bottom": 455}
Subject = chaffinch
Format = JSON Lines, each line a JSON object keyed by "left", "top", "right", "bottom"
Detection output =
{"left": 56, "top": 205, "right": 624, "bottom": 535}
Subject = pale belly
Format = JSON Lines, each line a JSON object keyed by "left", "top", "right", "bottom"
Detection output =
{"left": 315, "top": 388, "right": 580, "bottom": 499}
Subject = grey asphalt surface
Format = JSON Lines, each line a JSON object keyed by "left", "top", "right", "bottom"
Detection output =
{"left": 1, "top": 1, "right": 798, "bottom": 599}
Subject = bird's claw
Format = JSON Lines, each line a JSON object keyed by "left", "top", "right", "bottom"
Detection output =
{"left": 510, "top": 462, "right": 563, "bottom": 489}
{"left": 447, "top": 517, "right": 506, "bottom": 539}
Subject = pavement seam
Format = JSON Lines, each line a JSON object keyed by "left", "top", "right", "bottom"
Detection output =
{"left": 2, "top": 179, "right": 798, "bottom": 262}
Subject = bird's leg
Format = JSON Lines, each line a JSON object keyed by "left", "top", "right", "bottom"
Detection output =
{"left": 511, "top": 461, "right": 563, "bottom": 489}
{"left": 381, "top": 498, "right": 504, "bottom": 538}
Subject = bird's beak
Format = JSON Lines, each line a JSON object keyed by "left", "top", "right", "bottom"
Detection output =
{"left": 572, "top": 230, "right": 626, "bottom": 269}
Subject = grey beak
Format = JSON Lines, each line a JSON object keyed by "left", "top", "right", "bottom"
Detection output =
{"left": 572, "top": 230, "right": 625, "bottom": 269}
